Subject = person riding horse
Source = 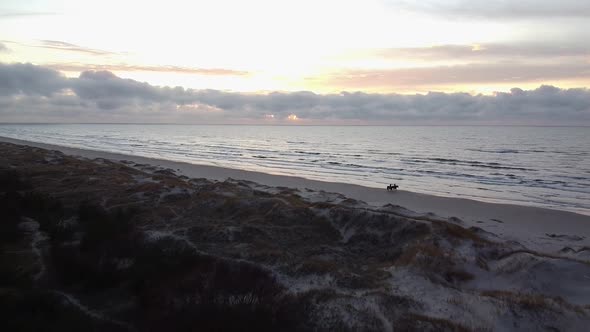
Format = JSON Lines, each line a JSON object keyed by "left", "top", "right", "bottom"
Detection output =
{"left": 387, "top": 183, "right": 399, "bottom": 191}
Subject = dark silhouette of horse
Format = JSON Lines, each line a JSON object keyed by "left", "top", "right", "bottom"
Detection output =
{"left": 387, "top": 183, "right": 399, "bottom": 191}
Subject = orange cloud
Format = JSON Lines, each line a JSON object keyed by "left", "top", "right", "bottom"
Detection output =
{"left": 307, "top": 62, "right": 590, "bottom": 92}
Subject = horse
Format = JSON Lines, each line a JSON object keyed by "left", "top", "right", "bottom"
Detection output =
{"left": 387, "top": 183, "right": 399, "bottom": 191}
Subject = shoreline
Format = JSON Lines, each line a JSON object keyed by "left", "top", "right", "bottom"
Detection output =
{"left": 1, "top": 127, "right": 586, "bottom": 216}
{"left": 2, "top": 135, "right": 589, "bottom": 252}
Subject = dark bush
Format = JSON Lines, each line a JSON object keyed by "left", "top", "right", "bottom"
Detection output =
{"left": 0, "top": 169, "right": 29, "bottom": 192}
{"left": 132, "top": 241, "right": 310, "bottom": 332}
{"left": 78, "top": 202, "right": 136, "bottom": 252}
{"left": 0, "top": 188, "right": 67, "bottom": 243}
{"left": 0, "top": 191, "right": 24, "bottom": 242}
{"left": 22, "top": 191, "right": 65, "bottom": 234}
{"left": 0, "top": 288, "right": 126, "bottom": 332}
{"left": 51, "top": 202, "right": 138, "bottom": 288}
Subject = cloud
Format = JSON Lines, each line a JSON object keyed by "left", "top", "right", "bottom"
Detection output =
{"left": 376, "top": 43, "right": 590, "bottom": 60}
{"left": 38, "top": 40, "right": 116, "bottom": 56}
{"left": 0, "top": 42, "right": 9, "bottom": 52}
{"left": 397, "top": 0, "right": 590, "bottom": 19}
{"left": 46, "top": 63, "right": 250, "bottom": 76}
{"left": 315, "top": 62, "right": 590, "bottom": 89}
{"left": 0, "top": 62, "right": 589, "bottom": 125}
{"left": 0, "top": 62, "right": 68, "bottom": 96}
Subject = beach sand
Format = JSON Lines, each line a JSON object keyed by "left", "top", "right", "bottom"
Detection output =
{"left": 2, "top": 135, "right": 588, "bottom": 254}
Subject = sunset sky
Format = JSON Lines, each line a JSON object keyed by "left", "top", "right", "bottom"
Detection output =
{"left": 1, "top": 0, "right": 589, "bottom": 124}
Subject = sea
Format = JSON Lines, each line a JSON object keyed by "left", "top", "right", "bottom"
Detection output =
{"left": 0, "top": 124, "right": 588, "bottom": 215}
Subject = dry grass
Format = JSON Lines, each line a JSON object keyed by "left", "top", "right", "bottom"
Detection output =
{"left": 445, "top": 269, "right": 475, "bottom": 282}
{"left": 497, "top": 249, "right": 590, "bottom": 266}
{"left": 280, "top": 193, "right": 309, "bottom": 208}
{"left": 447, "top": 296, "right": 463, "bottom": 306}
{"left": 481, "top": 290, "right": 586, "bottom": 315}
{"left": 440, "top": 222, "right": 490, "bottom": 244}
{"left": 476, "top": 256, "right": 489, "bottom": 270}
{"left": 396, "top": 313, "right": 472, "bottom": 332}
{"left": 310, "top": 201, "right": 337, "bottom": 209}
{"left": 393, "top": 243, "right": 474, "bottom": 283}
{"left": 298, "top": 258, "right": 340, "bottom": 274}
{"left": 394, "top": 243, "right": 447, "bottom": 266}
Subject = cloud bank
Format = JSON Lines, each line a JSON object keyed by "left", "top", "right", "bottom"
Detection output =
{"left": 0, "top": 62, "right": 589, "bottom": 125}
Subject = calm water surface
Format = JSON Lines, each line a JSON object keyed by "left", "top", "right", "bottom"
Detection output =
{"left": 1, "top": 124, "right": 588, "bottom": 215}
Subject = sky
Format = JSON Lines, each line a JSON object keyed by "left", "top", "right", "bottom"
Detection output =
{"left": 0, "top": 0, "right": 589, "bottom": 124}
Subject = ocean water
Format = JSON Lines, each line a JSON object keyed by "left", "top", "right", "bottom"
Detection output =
{"left": 0, "top": 124, "right": 588, "bottom": 215}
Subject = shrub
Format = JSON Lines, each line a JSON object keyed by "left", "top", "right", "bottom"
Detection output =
{"left": 78, "top": 202, "right": 136, "bottom": 252}
{"left": 0, "top": 191, "right": 24, "bottom": 242}
{"left": 133, "top": 245, "right": 311, "bottom": 332}
{"left": 0, "top": 169, "right": 29, "bottom": 192}
{"left": 21, "top": 191, "right": 65, "bottom": 235}
{"left": 0, "top": 288, "right": 126, "bottom": 332}
{"left": 51, "top": 202, "right": 138, "bottom": 288}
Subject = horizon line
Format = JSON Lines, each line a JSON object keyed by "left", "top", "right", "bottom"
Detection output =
{"left": 1, "top": 123, "right": 589, "bottom": 128}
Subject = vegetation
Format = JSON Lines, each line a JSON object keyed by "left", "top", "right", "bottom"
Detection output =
{"left": 395, "top": 313, "right": 472, "bottom": 332}
{"left": 0, "top": 167, "right": 312, "bottom": 331}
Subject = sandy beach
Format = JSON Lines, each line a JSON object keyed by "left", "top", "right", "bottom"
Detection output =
{"left": 2, "top": 135, "right": 588, "bottom": 254}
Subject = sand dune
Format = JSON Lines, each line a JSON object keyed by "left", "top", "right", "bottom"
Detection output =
{"left": 2, "top": 137, "right": 590, "bottom": 330}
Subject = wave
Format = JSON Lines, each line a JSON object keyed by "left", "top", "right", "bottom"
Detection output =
{"left": 468, "top": 148, "right": 520, "bottom": 154}
{"left": 402, "top": 157, "right": 533, "bottom": 171}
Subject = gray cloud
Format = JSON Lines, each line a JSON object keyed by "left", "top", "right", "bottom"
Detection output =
{"left": 189, "top": 88, "right": 590, "bottom": 124}
{"left": 0, "top": 62, "right": 67, "bottom": 96}
{"left": 0, "top": 62, "right": 589, "bottom": 125}
{"left": 74, "top": 70, "right": 164, "bottom": 101}
{"left": 397, "top": 0, "right": 590, "bottom": 19}
{"left": 0, "top": 42, "right": 8, "bottom": 52}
